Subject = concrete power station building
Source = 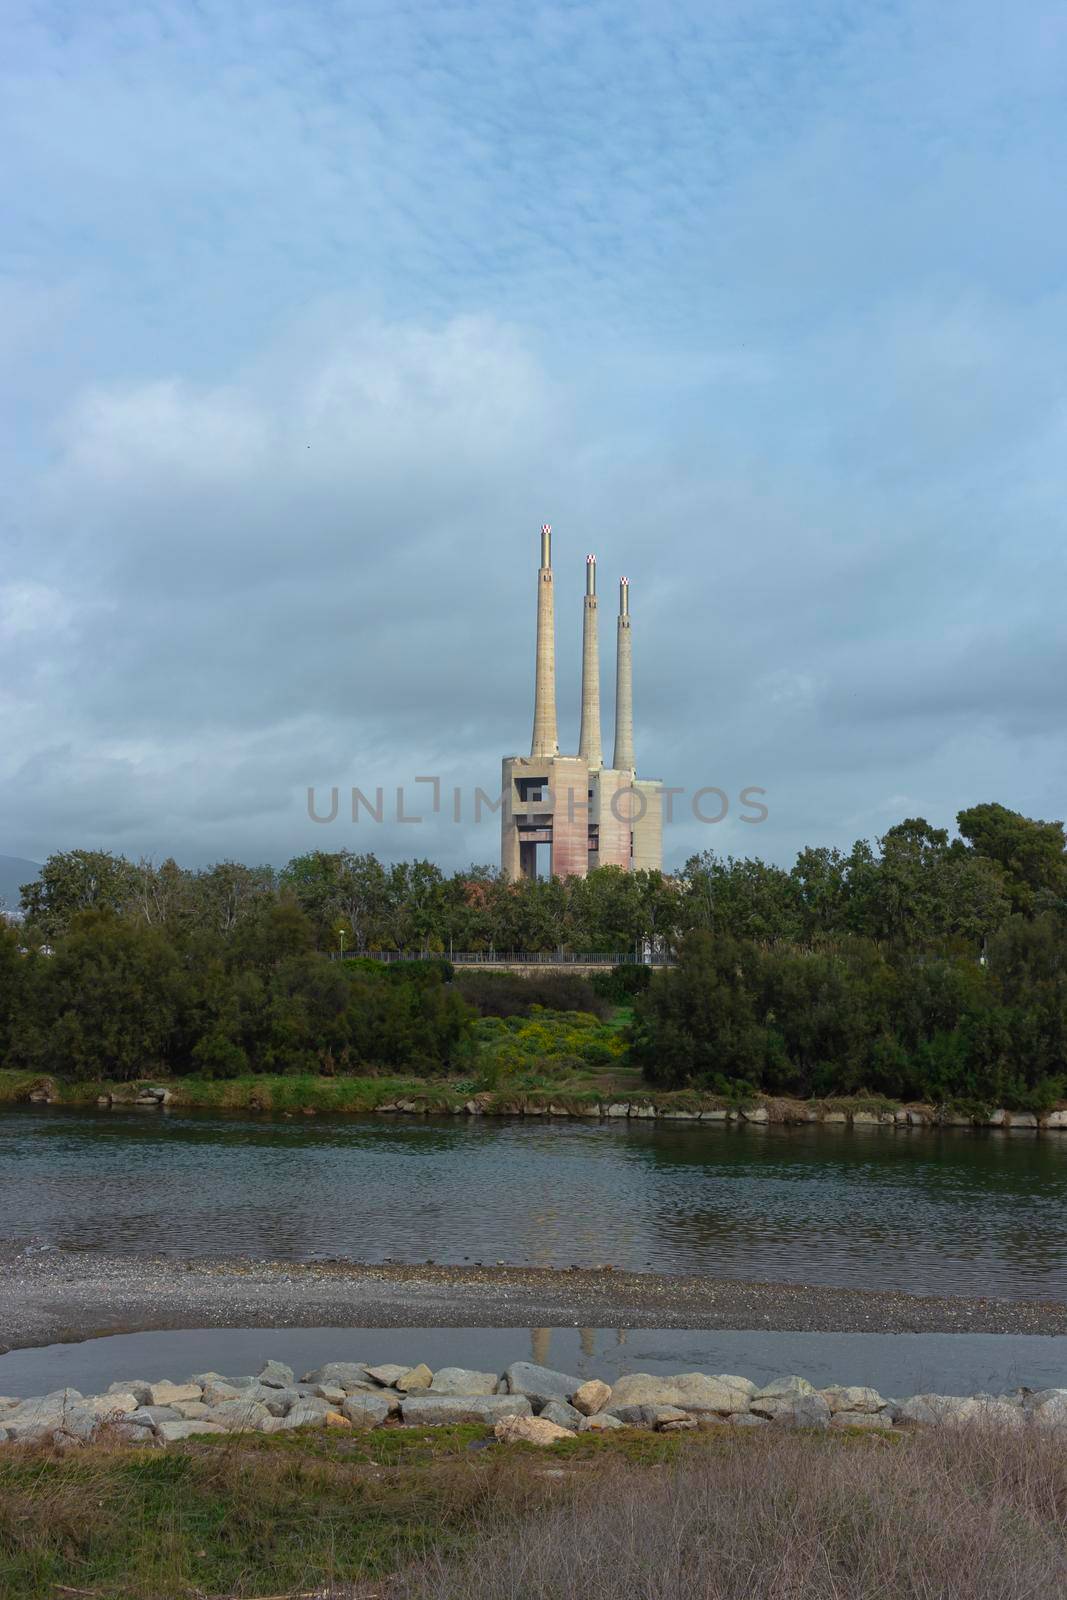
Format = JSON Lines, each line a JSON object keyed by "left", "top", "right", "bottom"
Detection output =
{"left": 501, "top": 526, "right": 663, "bottom": 880}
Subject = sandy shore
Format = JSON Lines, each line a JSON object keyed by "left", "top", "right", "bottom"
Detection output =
{"left": 4, "top": 1250, "right": 1067, "bottom": 1351}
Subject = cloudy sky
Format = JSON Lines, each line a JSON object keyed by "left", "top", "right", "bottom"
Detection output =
{"left": 2, "top": 0, "right": 1065, "bottom": 876}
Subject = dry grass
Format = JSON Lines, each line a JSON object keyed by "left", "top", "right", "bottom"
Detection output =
{"left": 395, "top": 1426, "right": 1067, "bottom": 1600}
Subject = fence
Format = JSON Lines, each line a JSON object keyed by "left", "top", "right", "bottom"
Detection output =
{"left": 333, "top": 949, "right": 675, "bottom": 967}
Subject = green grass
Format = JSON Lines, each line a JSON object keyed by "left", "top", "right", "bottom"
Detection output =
{"left": 0, "top": 1423, "right": 909, "bottom": 1600}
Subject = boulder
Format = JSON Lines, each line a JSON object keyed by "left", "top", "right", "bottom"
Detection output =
{"left": 201, "top": 1399, "right": 270, "bottom": 1429}
{"left": 1044, "top": 1110, "right": 1067, "bottom": 1129}
{"left": 777, "top": 1393, "right": 830, "bottom": 1429}
{"left": 573, "top": 1379, "right": 612, "bottom": 1416}
{"left": 503, "top": 1361, "right": 583, "bottom": 1410}
{"left": 729, "top": 1412, "right": 769, "bottom": 1427}
{"left": 310, "top": 1384, "right": 347, "bottom": 1404}
{"left": 341, "top": 1394, "right": 393, "bottom": 1428}
{"left": 324, "top": 1411, "right": 351, "bottom": 1428}
{"left": 396, "top": 1364, "right": 434, "bottom": 1392}
{"left": 495, "top": 1415, "right": 574, "bottom": 1445}
{"left": 401, "top": 1394, "right": 533, "bottom": 1427}
{"left": 109, "top": 1380, "right": 153, "bottom": 1404}
{"left": 83, "top": 1392, "right": 139, "bottom": 1418}
{"left": 611, "top": 1403, "right": 694, "bottom": 1430}
{"left": 364, "top": 1364, "right": 410, "bottom": 1387}
{"left": 821, "top": 1386, "right": 886, "bottom": 1415}
{"left": 201, "top": 1381, "right": 243, "bottom": 1406}
{"left": 127, "top": 1406, "right": 180, "bottom": 1426}
{"left": 265, "top": 1403, "right": 328, "bottom": 1431}
{"left": 605, "top": 1103, "right": 630, "bottom": 1117}
{"left": 256, "top": 1360, "right": 295, "bottom": 1388}
{"left": 147, "top": 1381, "right": 203, "bottom": 1407}
{"left": 742, "top": 1105, "right": 769, "bottom": 1123}
{"left": 578, "top": 1412, "right": 625, "bottom": 1431}
{"left": 607, "top": 1373, "right": 750, "bottom": 1416}
{"left": 894, "top": 1394, "right": 1012, "bottom": 1427}
{"left": 300, "top": 1362, "right": 370, "bottom": 1387}
{"left": 429, "top": 1368, "right": 499, "bottom": 1397}
{"left": 171, "top": 1401, "right": 210, "bottom": 1419}
{"left": 156, "top": 1419, "right": 228, "bottom": 1442}
{"left": 539, "top": 1399, "right": 584, "bottom": 1430}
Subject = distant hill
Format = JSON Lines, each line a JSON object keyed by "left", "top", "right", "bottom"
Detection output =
{"left": 0, "top": 855, "right": 41, "bottom": 916}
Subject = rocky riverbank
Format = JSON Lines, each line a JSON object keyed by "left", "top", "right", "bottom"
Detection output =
{"left": 5, "top": 1069, "right": 1066, "bottom": 1129}
{"left": 4, "top": 1353, "right": 1066, "bottom": 1449}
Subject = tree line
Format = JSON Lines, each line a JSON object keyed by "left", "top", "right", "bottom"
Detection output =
{"left": 3, "top": 801, "right": 1066, "bottom": 1103}
{"left": 12, "top": 802, "right": 1066, "bottom": 955}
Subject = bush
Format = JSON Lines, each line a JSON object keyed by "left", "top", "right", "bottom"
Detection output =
{"left": 455, "top": 971, "right": 610, "bottom": 1020}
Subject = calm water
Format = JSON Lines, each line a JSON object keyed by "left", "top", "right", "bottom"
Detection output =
{"left": 4, "top": 1326, "right": 1067, "bottom": 1401}
{"left": 3, "top": 1106, "right": 1067, "bottom": 1300}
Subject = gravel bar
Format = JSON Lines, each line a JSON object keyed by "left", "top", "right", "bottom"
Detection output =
{"left": 5, "top": 1251, "right": 1067, "bottom": 1351}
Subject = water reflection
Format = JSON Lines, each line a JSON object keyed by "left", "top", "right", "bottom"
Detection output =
{"left": 3, "top": 1106, "right": 1067, "bottom": 1299}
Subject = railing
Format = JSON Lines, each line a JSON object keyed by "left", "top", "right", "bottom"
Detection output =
{"left": 335, "top": 950, "right": 675, "bottom": 967}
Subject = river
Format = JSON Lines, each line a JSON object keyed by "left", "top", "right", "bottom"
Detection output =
{"left": 4, "top": 1105, "right": 1066, "bottom": 1300}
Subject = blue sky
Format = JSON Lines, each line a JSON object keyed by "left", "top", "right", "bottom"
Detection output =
{"left": 2, "top": 0, "right": 1065, "bottom": 877}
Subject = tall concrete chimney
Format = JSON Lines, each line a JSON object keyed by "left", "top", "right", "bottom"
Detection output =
{"left": 612, "top": 576, "right": 634, "bottom": 772}
{"left": 578, "top": 553, "right": 602, "bottom": 768}
{"left": 530, "top": 523, "right": 559, "bottom": 758}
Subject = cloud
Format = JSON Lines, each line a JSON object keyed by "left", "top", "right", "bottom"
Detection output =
{"left": 2, "top": 0, "right": 1066, "bottom": 871}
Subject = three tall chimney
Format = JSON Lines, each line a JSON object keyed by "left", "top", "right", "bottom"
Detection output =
{"left": 612, "top": 576, "right": 634, "bottom": 772}
{"left": 578, "top": 554, "right": 603, "bottom": 768}
{"left": 530, "top": 523, "right": 559, "bottom": 758}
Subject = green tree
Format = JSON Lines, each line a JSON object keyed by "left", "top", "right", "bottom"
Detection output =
{"left": 19, "top": 850, "right": 139, "bottom": 943}
{"left": 957, "top": 803, "right": 1067, "bottom": 916}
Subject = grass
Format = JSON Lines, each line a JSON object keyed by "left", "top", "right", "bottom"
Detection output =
{"left": 2, "top": 1423, "right": 1065, "bottom": 1599}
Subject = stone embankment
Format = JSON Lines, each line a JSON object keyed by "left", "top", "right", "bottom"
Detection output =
{"left": 33, "top": 1077, "right": 1067, "bottom": 1131}
{"left": 3, "top": 1357, "right": 1066, "bottom": 1449}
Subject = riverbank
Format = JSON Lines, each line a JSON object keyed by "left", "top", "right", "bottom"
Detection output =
{"left": 5, "top": 1253, "right": 1067, "bottom": 1353}
{"left": 2, "top": 1068, "right": 1064, "bottom": 1130}
{"left": 5, "top": 1417, "right": 1066, "bottom": 1600}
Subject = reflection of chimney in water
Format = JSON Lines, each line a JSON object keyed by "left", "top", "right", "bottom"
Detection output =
{"left": 531, "top": 1327, "right": 551, "bottom": 1366}
{"left": 580, "top": 1327, "right": 595, "bottom": 1358}
{"left": 616, "top": 1328, "right": 628, "bottom": 1347}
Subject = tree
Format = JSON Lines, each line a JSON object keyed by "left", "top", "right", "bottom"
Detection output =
{"left": 15, "top": 913, "right": 183, "bottom": 1080}
{"left": 20, "top": 850, "right": 139, "bottom": 943}
{"left": 957, "top": 803, "right": 1067, "bottom": 916}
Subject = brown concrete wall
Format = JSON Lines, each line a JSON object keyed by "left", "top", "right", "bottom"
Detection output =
{"left": 547, "top": 755, "right": 591, "bottom": 878}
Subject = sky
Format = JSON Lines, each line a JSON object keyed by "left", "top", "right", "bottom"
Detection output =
{"left": 2, "top": 0, "right": 1066, "bottom": 877}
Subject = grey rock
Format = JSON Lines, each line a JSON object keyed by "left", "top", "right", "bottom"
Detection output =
{"left": 83, "top": 1392, "right": 139, "bottom": 1418}
{"left": 401, "top": 1393, "right": 533, "bottom": 1426}
{"left": 364, "top": 1363, "right": 410, "bottom": 1387}
{"left": 171, "top": 1401, "right": 210, "bottom": 1420}
{"left": 109, "top": 1379, "right": 153, "bottom": 1404}
{"left": 752, "top": 1375, "right": 814, "bottom": 1404}
{"left": 429, "top": 1367, "right": 500, "bottom": 1397}
{"left": 300, "top": 1362, "right": 370, "bottom": 1387}
{"left": 820, "top": 1386, "right": 886, "bottom": 1414}
{"left": 257, "top": 1360, "right": 295, "bottom": 1388}
{"left": 341, "top": 1394, "right": 393, "bottom": 1428}
{"left": 396, "top": 1364, "right": 434, "bottom": 1392}
{"left": 503, "top": 1361, "right": 582, "bottom": 1410}
{"left": 778, "top": 1393, "right": 831, "bottom": 1429}
{"left": 607, "top": 1372, "right": 751, "bottom": 1416}
{"left": 729, "top": 1412, "right": 769, "bottom": 1427}
{"left": 610, "top": 1403, "right": 694, "bottom": 1430}
{"left": 201, "top": 1381, "right": 243, "bottom": 1405}
{"left": 128, "top": 1405, "right": 180, "bottom": 1426}
{"left": 201, "top": 1399, "right": 270, "bottom": 1429}
{"left": 310, "top": 1384, "right": 347, "bottom": 1404}
{"left": 578, "top": 1411, "right": 625, "bottom": 1431}
{"left": 147, "top": 1381, "right": 202, "bottom": 1407}
{"left": 268, "top": 1403, "right": 328, "bottom": 1431}
{"left": 157, "top": 1419, "right": 228, "bottom": 1442}
{"left": 539, "top": 1399, "right": 584, "bottom": 1430}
